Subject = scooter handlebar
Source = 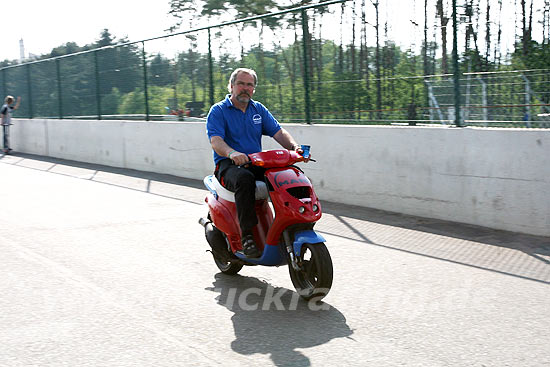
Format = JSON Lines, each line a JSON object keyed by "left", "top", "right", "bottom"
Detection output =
{"left": 245, "top": 149, "right": 313, "bottom": 168}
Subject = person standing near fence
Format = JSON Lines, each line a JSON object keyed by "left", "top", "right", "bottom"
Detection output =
{"left": 1, "top": 95, "right": 21, "bottom": 154}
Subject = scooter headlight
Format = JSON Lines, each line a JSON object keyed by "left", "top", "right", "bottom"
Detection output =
{"left": 312, "top": 204, "right": 319, "bottom": 212}
{"left": 298, "top": 206, "right": 306, "bottom": 214}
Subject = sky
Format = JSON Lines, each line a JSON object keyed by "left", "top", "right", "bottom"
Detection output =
{"left": 2, "top": 0, "right": 175, "bottom": 61}
{"left": 2, "top": 0, "right": 547, "bottom": 63}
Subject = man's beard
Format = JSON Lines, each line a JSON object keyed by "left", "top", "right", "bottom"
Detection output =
{"left": 236, "top": 92, "right": 250, "bottom": 103}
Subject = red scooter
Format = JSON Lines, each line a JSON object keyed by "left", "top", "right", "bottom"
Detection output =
{"left": 199, "top": 149, "right": 333, "bottom": 301}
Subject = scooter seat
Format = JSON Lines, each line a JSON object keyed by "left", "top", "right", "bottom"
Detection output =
{"left": 205, "top": 175, "right": 269, "bottom": 202}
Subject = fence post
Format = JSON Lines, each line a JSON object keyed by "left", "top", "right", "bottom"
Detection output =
{"left": 521, "top": 74, "right": 531, "bottom": 126}
{"left": 452, "top": 0, "right": 462, "bottom": 127}
{"left": 476, "top": 76, "right": 488, "bottom": 123}
{"left": 208, "top": 28, "right": 214, "bottom": 108}
{"left": 1, "top": 68, "right": 4, "bottom": 99}
{"left": 426, "top": 80, "right": 445, "bottom": 122}
{"left": 142, "top": 41, "right": 150, "bottom": 121}
{"left": 94, "top": 50, "right": 102, "bottom": 120}
{"left": 26, "top": 64, "right": 33, "bottom": 118}
{"left": 301, "top": 8, "right": 312, "bottom": 125}
{"left": 56, "top": 58, "right": 63, "bottom": 119}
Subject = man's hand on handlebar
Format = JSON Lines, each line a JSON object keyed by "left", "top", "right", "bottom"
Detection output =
{"left": 230, "top": 151, "right": 250, "bottom": 166}
{"left": 292, "top": 145, "right": 312, "bottom": 163}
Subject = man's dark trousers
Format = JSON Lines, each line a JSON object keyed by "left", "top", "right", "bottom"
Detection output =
{"left": 216, "top": 158, "right": 265, "bottom": 234}
{"left": 2, "top": 124, "right": 9, "bottom": 150}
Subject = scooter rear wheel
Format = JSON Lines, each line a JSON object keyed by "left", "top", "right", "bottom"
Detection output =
{"left": 214, "top": 255, "right": 244, "bottom": 275}
{"left": 288, "top": 242, "right": 333, "bottom": 301}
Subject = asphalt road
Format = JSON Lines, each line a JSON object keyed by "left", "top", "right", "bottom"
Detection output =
{"left": 1, "top": 153, "right": 549, "bottom": 367}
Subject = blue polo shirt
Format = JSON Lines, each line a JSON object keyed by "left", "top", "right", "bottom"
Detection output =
{"left": 206, "top": 94, "right": 281, "bottom": 164}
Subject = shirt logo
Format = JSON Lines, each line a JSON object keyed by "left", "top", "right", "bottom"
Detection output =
{"left": 252, "top": 114, "right": 262, "bottom": 124}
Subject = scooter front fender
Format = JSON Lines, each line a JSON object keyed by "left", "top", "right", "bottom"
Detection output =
{"left": 293, "top": 230, "right": 326, "bottom": 257}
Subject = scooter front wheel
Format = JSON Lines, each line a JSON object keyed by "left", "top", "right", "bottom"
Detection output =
{"left": 288, "top": 242, "right": 333, "bottom": 301}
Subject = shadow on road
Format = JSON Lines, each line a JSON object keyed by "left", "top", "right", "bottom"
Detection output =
{"left": 321, "top": 201, "right": 550, "bottom": 284}
{"left": 4, "top": 152, "right": 549, "bottom": 284}
{"left": 323, "top": 200, "right": 550, "bottom": 252}
{"left": 206, "top": 273, "right": 353, "bottom": 367}
{"left": 0, "top": 152, "right": 205, "bottom": 204}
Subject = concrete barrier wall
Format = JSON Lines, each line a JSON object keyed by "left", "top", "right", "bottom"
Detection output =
{"left": 10, "top": 119, "right": 550, "bottom": 237}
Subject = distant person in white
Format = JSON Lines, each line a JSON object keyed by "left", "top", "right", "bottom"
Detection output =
{"left": 1, "top": 95, "right": 21, "bottom": 154}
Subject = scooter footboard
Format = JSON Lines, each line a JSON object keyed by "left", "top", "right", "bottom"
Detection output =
{"left": 293, "top": 230, "right": 326, "bottom": 257}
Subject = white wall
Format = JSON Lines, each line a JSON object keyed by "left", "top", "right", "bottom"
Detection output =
{"left": 10, "top": 119, "right": 550, "bottom": 237}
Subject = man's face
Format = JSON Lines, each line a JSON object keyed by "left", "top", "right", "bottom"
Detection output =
{"left": 231, "top": 72, "right": 255, "bottom": 104}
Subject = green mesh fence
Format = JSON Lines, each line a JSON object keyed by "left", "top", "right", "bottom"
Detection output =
{"left": 28, "top": 60, "right": 57, "bottom": 118}
{"left": 1, "top": 0, "right": 549, "bottom": 127}
{"left": 59, "top": 53, "right": 98, "bottom": 119}
{"left": 3, "top": 66, "right": 29, "bottom": 117}
{"left": 426, "top": 70, "right": 550, "bottom": 127}
{"left": 96, "top": 44, "right": 146, "bottom": 119}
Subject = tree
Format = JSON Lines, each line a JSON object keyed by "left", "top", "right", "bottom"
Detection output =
{"left": 521, "top": 0, "right": 534, "bottom": 56}
{"left": 484, "top": 0, "right": 491, "bottom": 70}
{"left": 372, "top": 0, "right": 382, "bottom": 119}
{"left": 149, "top": 53, "right": 174, "bottom": 86}
{"left": 464, "top": 0, "right": 481, "bottom": 72}
{"left": 436, "top": 0, "right": 449, "bottom": 74}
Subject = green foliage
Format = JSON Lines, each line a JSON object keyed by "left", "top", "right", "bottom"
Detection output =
{"left": 2, "top": 6, "right": 550, "bottom": 125}
{"left": 149, "top": 54, "right": 174, "bottom": 86}
{"left": 101, "top": 88, "right": 123, "bottom": 115}
{"left": 118, "top": 88, "right": 145, "bottom": 115}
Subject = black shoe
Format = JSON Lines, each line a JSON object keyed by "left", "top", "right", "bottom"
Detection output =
{"left": 241, "top": 235, "right": 261, "bottom": 258}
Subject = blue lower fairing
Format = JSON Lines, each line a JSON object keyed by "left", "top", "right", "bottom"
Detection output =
{"left": 293, "top": 230, "right": 326, "bottom": 257}
{"left": 235, "top": 243, "right": 287, "bottom": 266}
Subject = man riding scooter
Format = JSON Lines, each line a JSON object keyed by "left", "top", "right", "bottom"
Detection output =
{"left": 206, "top": 68, "right": 308, "bottom": 258}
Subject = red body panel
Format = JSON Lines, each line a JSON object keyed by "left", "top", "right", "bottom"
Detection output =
{"left": 206, "top": 193, "right": 273, "bottom": 253}
{"left": 206, "top": 149, "right": 320, "bottom": 255}
{"left": 264, "top": 167, "right": 321, "bottom": 245}
{"left": 249, "top": 149, "right": 294, "bottom": 167}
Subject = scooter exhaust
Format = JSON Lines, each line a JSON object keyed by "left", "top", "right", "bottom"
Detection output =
{"left": 199, "top": 217, "right": 234, "bottom": 263}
